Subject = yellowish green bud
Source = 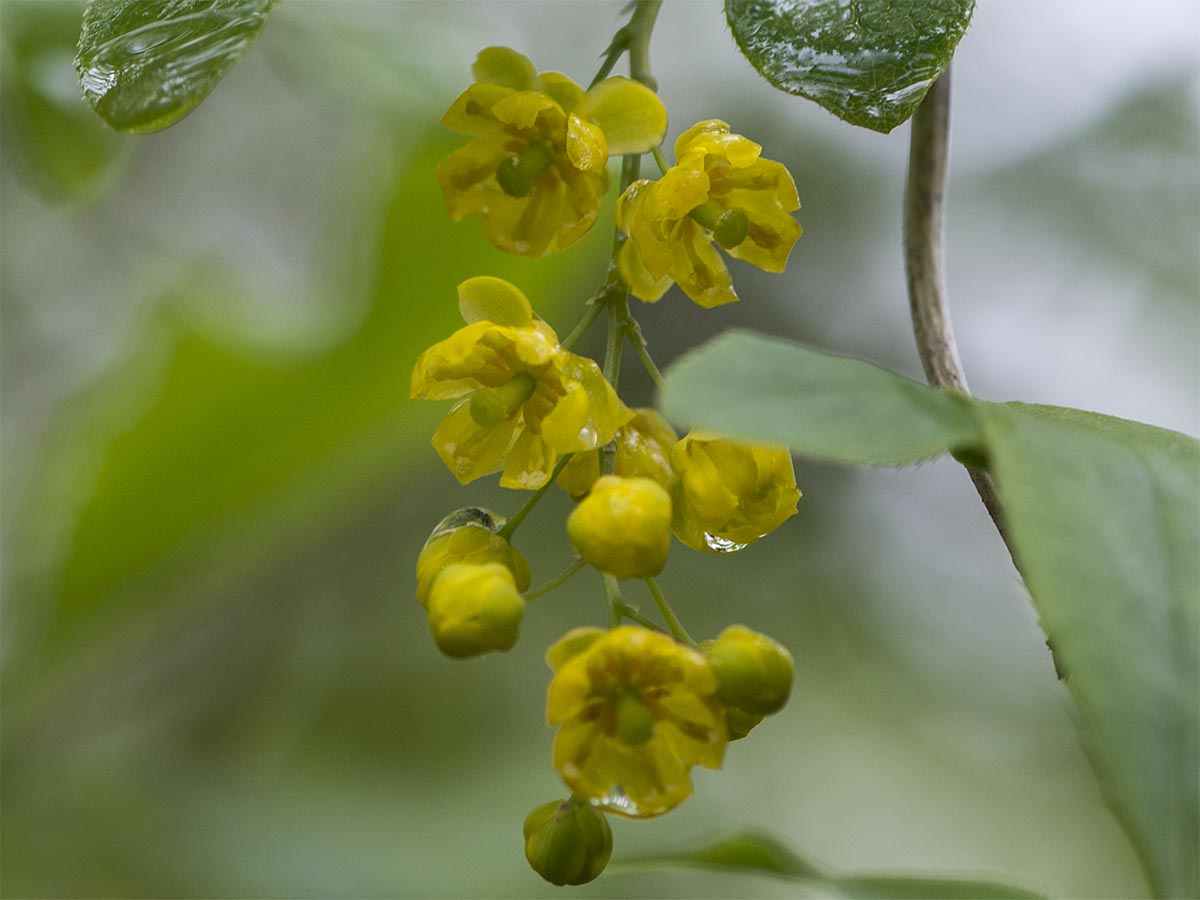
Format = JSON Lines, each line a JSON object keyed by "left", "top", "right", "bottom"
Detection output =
{"left": 523, "top": 798, "right": 613, "bottom": 886}
{"left": 416, "top": 508, "right": 530, "bottom": 607}
{"left": 566, "top": 475, "right": 671, "bottom": 579}
{"left": 426, "top": 562, "right": 525, "bottom": 658}
{"left": 705, "top": 625, "right": 794, "bottom": 716}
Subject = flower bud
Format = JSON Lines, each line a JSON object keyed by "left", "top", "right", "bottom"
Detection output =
{"left": 557, "top": 408, "right": 677, "bottom": 498}
{"left": 416, "top": 508, "right": 530, "bottom": 607}
{"left": 523, "top": 799, "right": 612, "bottom": 886}
{"left": 566, "top": 475, "right": 671, "bottom": 579}
{"left": 426, "top": 563, "right": 525, "bottom": 658}
{"left": 670, "top": 433, "right": 800, "bottom": 553}
{"left": 704, "top": 625, "right": 794, "bottom": 716}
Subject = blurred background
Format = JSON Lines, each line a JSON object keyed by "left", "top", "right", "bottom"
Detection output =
{"left": 2, "top": 1, "right": 1197, "bottom": 896}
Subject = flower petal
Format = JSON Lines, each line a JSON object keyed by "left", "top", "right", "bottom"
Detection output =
{"left": 501, "top": 426, "right": 558, "bottom": 489}
{"left": 724, "top": 189, "right": 803, "bottom": 273}
{"left": 432, "top": 401, "right": 521, "bottom": 484}
{"left": 434, "top": 137, "right": 509, "bottom": 222}
{"left": 539, "top": 72, "right": 585, "bottom": 114}
{"left": 471, "top": 46, "right": 539, "bottom": 91}
{"left": 457, "top": 276, "right": 533, "bottom": 327}
{"left": 441, "top": 83, "right": 513, "bottom": 134}
{"left": 491, "top": 90, "right": 561, "bottom": 131}
{"left": 668, "top": 220, "right": 738, "bottom": 308}
{"left": 567, "top": 114, "right": 609, "bottom": 174}
{"left": 576, "top": 77, "right": 668, "bottom": 155}
{"left": 618, "top": 239, "right": 672, "bottom": 303}
{"left": 674, "top": 119, "right": 762, "bottom": 169}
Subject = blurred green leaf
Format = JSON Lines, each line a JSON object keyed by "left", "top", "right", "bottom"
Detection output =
{"left": 978, "top": 402, "right": 1200, "bottom": 900}
{"left": 662, "top": 332, "right": 1200, "bottom": 898}
{"left": 618, "top": 829, "right": 1045, "bottom": 897}
{"left": 660, "top": 330, "right": 980, "bottom": 465}
{"left": 1, "top": 1, "right": 129, "bottom": 199}
{"left": 724, "top": 0, "right": 974, "bottom": 133}
{"left": 76, "top": 0, "right": 278, "bottom": 133}
{"left": 41, "top": 137, "right": 604, "bottom": 636}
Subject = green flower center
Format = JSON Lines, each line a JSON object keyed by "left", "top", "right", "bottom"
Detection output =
{"left": 496, "top": 142, "right": 555, "bottom": 198}
{"left": 689, "top": 199, "right": 749, "bottom": 249}
{"left": 614, "top": 691, "right": 655, "bottom": 746}
{"left": 469, "top": 373, "right": 537, "bottom": 427}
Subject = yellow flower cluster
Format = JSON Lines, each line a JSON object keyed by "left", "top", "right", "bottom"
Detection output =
{"left": 618, "top": 120, "right": 802, "bottom": 308}
{"left": 416, "top": 35, "right": 807, "bottom": 887}
{"left": 437, "top": 47, "right": 667, "bottom": 257}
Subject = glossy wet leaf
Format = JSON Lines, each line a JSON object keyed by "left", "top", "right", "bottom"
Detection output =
{"left": 660, "top": 330, "right": 981, "bottom": 465}
{"left": 978, "top": 403, "right": 1200, "bottom": 900}
{"left": 725, "top": 0, "right": 975, "bottom": 133}
{"left": 76, "top": 0, "right": 278, "bottom": 133}
{"left": 616, "top": 829, "right": 1046, "bottom": 897}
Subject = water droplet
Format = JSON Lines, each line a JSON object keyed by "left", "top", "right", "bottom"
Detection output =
{"left": 703, "top": 532, "right": 748, "bottom": 553}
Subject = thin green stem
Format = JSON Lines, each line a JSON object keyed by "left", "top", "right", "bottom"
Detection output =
{"left": 497, "top": 454, "right": 573, "bottom": 540}
{"left": 524, "top": 558, "right": 587, "bottom": 601}
{"left": 616, "top": 602, "right": 665, "bottom": 632}
{"left": 644, "top": 577, "right": 696, "bottom": 646}
{"left": 561, "top": 299, "right": 604, "bottom": 350}
{"left": 617, "top": 307, "right": 665, "bottom": 390}
{"left": 602, "top": 573, "right": 623, "bottom": 627}
{"left": 651, "top": 145, "right": 670, "bottom": 174}
{"left": 625, "top": 1, "right": 662, "bottom": 90}
{"left": 588, "top": 0, "right": 661, "bottom": 90}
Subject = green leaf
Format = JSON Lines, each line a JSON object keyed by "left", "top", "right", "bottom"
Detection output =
{"left": 659, "top": 330, "right": 981, "bottom": 465}
{"left": 75, "top": 0, "right": 278, "bottom": 133}
{"left": 724, "top": 0, "right": 975, "bottom": 133}
{"left": 616, "top": 829, "right": 1045, "bottom": 898}
{"left": 661, "top": 331, "right": 1200, "bottom": 898}
{"left": 977, "top": 402, "right": 1200, "bottom": 899}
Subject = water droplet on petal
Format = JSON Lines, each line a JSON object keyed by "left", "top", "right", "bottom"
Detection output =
{"left": 703, "top": 532, "right": 748, "bottom": 553}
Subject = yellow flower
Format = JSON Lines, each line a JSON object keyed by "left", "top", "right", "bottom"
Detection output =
{"left": 416, "top": 507, "right": 530, "bottom": 607}
{"left": 670, "top": 432, "right": 800, "bottom": 552}
{"left": 566, "top": 475, "right": 672, "bottom": 579}
{"left": 616, "top": 119, "right": 801, "bottom": 308}
{"left": 557, "top": 407, "right": 677, "bottom": 497}
{"left": 436, "top": 46, "right": 668, "bottom": 257}
{"left": 426, "top": 562, "right": 525, "bottom": 658}
{"left": 546, "top": 626, "right": 727, "bottom": 817}
{"left": 411, "top": 278, "right": 631, "bottom": 489}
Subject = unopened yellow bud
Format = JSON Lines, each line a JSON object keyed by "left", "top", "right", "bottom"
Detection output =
{"left": 523, "top": 798, "right": 612, "bottom": 886}
{"left": 426, "top": 563, "right": 525, "bottom": 658}
{"left": 566, "top": 475, "right": 671, "bottom": 579}
{"left": 705, "top": 625, "right": 793, "bottom": 716}
{"left": 416, "top": 508, "right": 530, "bottom": 607}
